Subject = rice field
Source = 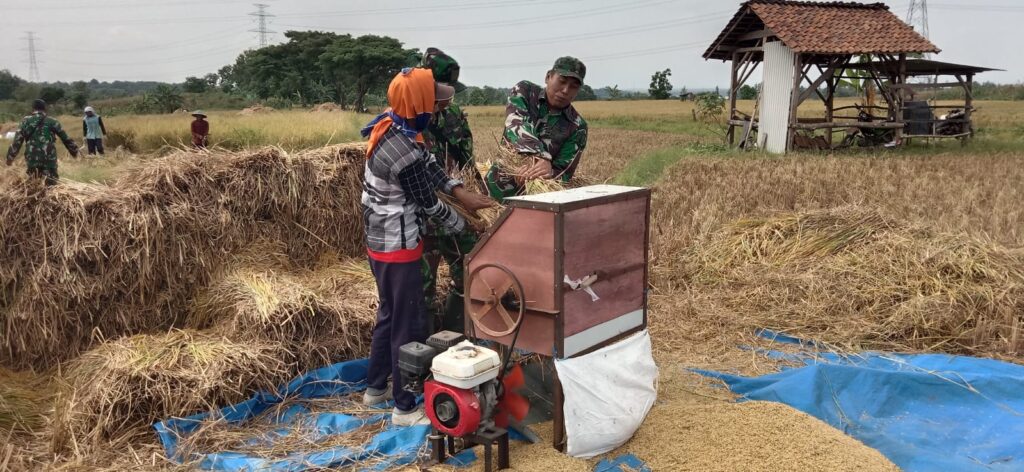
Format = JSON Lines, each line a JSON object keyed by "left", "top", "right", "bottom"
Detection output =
{"left": 1, "top": 98, "right": 1023, "bottom": 470}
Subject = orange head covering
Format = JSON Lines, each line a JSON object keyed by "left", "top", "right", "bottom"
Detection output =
{"left": 361, "top": 67, "right": 436, "bottom": 158}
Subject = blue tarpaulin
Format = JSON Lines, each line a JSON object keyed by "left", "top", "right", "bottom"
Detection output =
{"left": 696, "top": 332, "right": 1024, "bottom": 471}
{"left": 155, "top": 359, "right": 431, "bottom": 471}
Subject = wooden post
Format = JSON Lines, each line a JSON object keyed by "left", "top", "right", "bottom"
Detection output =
{"left": 728, "top": 52, "right": 739, "bottom": 146}
{"left": 786, "top": 54, "right": 803, "bottom": 152}
{"left": 965, "top": 73, "right": 975, "bottom": 139}
{"left": 826, "top": 68, "right": 836, "bottom": 147}
{"left": 895, "top": 53, "right": 906, "bottom": 144}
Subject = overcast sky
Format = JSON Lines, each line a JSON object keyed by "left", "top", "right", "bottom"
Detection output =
{"left": 0, "top": 0, "right": 1020, "bottom": 89}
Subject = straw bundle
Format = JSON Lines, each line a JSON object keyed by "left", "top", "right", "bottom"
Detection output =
{"left": 0, "top": 144, "right": 366, "bottom": 370}
{"left": 0, "top": 367, "right": 48, "bottom": 435}
{"left": 672, "top": 206, "right": 1024, "bottom": 359}
{"left": 49, "top": 329, "right": 289, "bottom": 455}
{"left": 189, "top": 250, "right": 378, "bottom": 371}
{"left": 438, "top": 145, "right": 601, "bottom": 231}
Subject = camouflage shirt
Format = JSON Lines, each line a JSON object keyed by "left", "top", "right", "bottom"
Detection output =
{"left": 422, "top": 103, "right": 483, "bottom": 238}
{"left": 5, "top": 112, "right": 79, "bottom": 170}
{"left": 502, "top": 80, "right": 587, "bottom": 182}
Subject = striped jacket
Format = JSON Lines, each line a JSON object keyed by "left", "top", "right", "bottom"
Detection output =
{"left": 361, "top": 126, "right": 465, "bottom": 254}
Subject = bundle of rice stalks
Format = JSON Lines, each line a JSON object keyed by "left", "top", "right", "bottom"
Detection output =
{"left": 438, "top": 146, "right": 601, "bottom": 232}
{"left": 189, "top": 250, "right": 378, "bottom": 372}
{"left": 672, "top": 206, "right": 1024, "bottom": 359}
{"left": 173, "top": 395, "right": 390, "bottom": 464}
{"left": 0, "top": 144, "right": 367, "bottom": 369}
{"left": 49, "top": 329, "right": 289, "bottom": 455}
{"left": 0, "top": 367, "right": 49, "bottom": 435}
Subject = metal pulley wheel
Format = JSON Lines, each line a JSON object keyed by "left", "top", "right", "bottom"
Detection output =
{"left": 465, "top": 263, "right": 525, "bottom": 337}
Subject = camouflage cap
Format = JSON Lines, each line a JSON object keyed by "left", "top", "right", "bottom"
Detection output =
{"left": 552, "top": 56, "right": 586, "bottom": 85}
{"left": 421, "top": 47, "right": 466, "bottom": 93}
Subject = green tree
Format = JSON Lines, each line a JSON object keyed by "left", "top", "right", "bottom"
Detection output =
{"left": 603, "top": 85, "right": 623, "bottom": 100}
{"left": 577, "top": 84, "right": 597, "bottom": 101}
{"left": 319, "top": 34, "right": 413, "bottom": 111}
{"left": 183, "top": 76, "right": 208, "bottom": 93}
{"left": 230, "top": 31, "right": 344, "bottom": 105}
{"left": 39, "top": 86, "right": 66, "bottom": 106}
{"left": 14, "top": 83, "right": 41, "bottom": 102}
{"left": 70, "top": 81, "right": 90, "bottom": 109}
{"left": 203, "top": 73, "right": 220, "bottom": 89}
{"left": 649, "top": 69, "right": 673, "bottom": 100}
{"left": 0, "top": 69, "right": 23, "bottom": 101}
{"left": 738, "top": 84, "right": 758, "bottom": 100}
{"left": 145, "top": 84, "right": 184, "bottom": 113}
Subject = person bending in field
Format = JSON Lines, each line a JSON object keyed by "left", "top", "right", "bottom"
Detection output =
{"left": 485, "top": 56, "right": 589, "bottom": 202}
{"left": 190, "top": 110, "right": 209, "bottom": 149}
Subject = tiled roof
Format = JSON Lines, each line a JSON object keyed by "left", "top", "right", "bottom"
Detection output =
{"left": 704, "top": 1, "right": 940, "bottom": 60}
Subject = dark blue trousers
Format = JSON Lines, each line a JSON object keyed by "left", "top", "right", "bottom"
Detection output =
{"left": 367, "top": 257, "right": 428, "bottom": 412}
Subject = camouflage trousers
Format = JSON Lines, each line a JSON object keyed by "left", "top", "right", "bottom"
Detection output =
{"left": 27, "top": 166, "right": 59, "bottom": 186}
{"left": 421, "top": 230, "right": 478, "bottom": 334}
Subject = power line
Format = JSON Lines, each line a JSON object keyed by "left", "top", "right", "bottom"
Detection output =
{"left": 249, "top": 3, "right": 275, "bottom": 48}
{"left": 22, "top": 32, "right": 41, "bottom": 81}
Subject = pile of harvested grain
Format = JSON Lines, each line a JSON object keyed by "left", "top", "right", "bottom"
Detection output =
{"left": 239, "top": 105, "right": 275, "bottom": 115}
{"left": 663, "top": 206, "right": 1024, "bottom": 359}
{"left": 49, "top": 329, "right": 288, "bottom": 455}
{"left": 623, "top": 400, "right": 899, "bottom": 471}
{"left": 0, "top": 144, "right": 366, "bottom": 369}
{"left": 311, "top": 103, "right": 343, "bottom": 113}
{"left": 189, "top": 247, "right": 378, "bottom": 371}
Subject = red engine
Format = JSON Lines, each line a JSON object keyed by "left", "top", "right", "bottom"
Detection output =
{"left": 424, "top": 380, "right": 484, "bottom": 437}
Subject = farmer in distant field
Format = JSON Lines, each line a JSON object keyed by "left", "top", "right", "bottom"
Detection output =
{"left": 82, "top": 106, "right": 107, "bottom": 156}
{"left": 358, "top": 67, "right": 493, "bottom": 426}
{"left": 190, "top": 110, "right": 209, "bottom": 149}
{"left": 486, "top": 56, "right": 589, "bottom": 202}
{"left": 419, "top": 47, "right": 483, "bottom": 335}
{"left": 5, "top": 99, "right": 80, "bottom": 186}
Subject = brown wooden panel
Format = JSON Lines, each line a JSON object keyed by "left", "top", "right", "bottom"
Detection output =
{"left": 466, "top": 208, "right": 556, "bottom": 314}
{"left": 471, "top": 311, "right": 555, "bottom": 357}
{"left": 562, "top": 196, "right": 647, "bottom": 338}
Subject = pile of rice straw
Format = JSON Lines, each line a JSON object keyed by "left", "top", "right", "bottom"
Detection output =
{"left": 0, "top": 144, "right": 366, "bottom": 370}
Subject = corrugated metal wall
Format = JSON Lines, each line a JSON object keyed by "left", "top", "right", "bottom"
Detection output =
{"left": 758, "top": 41, "right": 796, "bottom": 154}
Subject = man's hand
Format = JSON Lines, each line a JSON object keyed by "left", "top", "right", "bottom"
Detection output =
{"left": 452, "top": 185, "right": 494, "bottom": 212}
{"left": 522, "top": 157, "right": 552, "bottom": 181}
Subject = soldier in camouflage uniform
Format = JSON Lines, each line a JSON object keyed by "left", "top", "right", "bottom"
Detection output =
{"left": 5, "top": 99, "right": 80, "bottom": 186}
{"left": 486, "top": 56, "right": 588, "bottom": 202}
{"left": 419, "top": 47, "right": 487, "bottom": 334}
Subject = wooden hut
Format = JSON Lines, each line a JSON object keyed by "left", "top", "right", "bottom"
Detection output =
{"left": 704, "top": 1, "right": 941, "bottom": 153}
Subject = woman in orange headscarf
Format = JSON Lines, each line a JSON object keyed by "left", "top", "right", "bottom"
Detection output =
{"left": 359, "top": 67, "right": 492, "bottom": 426}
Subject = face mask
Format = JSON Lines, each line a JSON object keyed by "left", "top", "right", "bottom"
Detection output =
{"left": 413, "top": 112, "right": 432, "bottom": 132}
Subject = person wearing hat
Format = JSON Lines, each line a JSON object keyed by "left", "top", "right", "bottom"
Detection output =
{"left": 5, "top": 99, "right": 80, "bottom": 186}
{"left": 358, "top": 67, "right": 493, "bottom": 426}
{"left": 190, "top": 110, "right": 209, "bottom": 149}
{"left": 82, "top": 106, "right": 107, "bottom": 156}
{"left": 418, "top": 47, "right": 483, "bottom": 336}
{"left": 486, "top": 56, "right": 589, "bottom": 202}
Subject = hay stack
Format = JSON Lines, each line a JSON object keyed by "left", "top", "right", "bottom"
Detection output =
{"left": 670, "top": 206, "right": 1024, "bottom": 359}
{"left": 189, "top": 251, "right": 378, "bottom": 371}
{"left": 0, "top": 144, "right": 366, "bottom": 369}
{"left": 239, "top": 105, "right": 275, "bottom": 115}
{"left": 49, "top": 329, "right": 288, "bottom": 455}
{"left": 311, "top": 103, "right": 343, "bottom": 113}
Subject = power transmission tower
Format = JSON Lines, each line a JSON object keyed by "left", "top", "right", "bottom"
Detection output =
{"left": 249, "top": 3, "right": 275, "bottom": 48}
{"left": 905, "top": 0, "right": 930, "bottom": 59}
{"left": 22, "top": 31, "right": 41, "bottom": 82}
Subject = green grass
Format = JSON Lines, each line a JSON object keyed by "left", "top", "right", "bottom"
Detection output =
{"left": 613, "top": 143, "right": 732, "bottom": 186}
